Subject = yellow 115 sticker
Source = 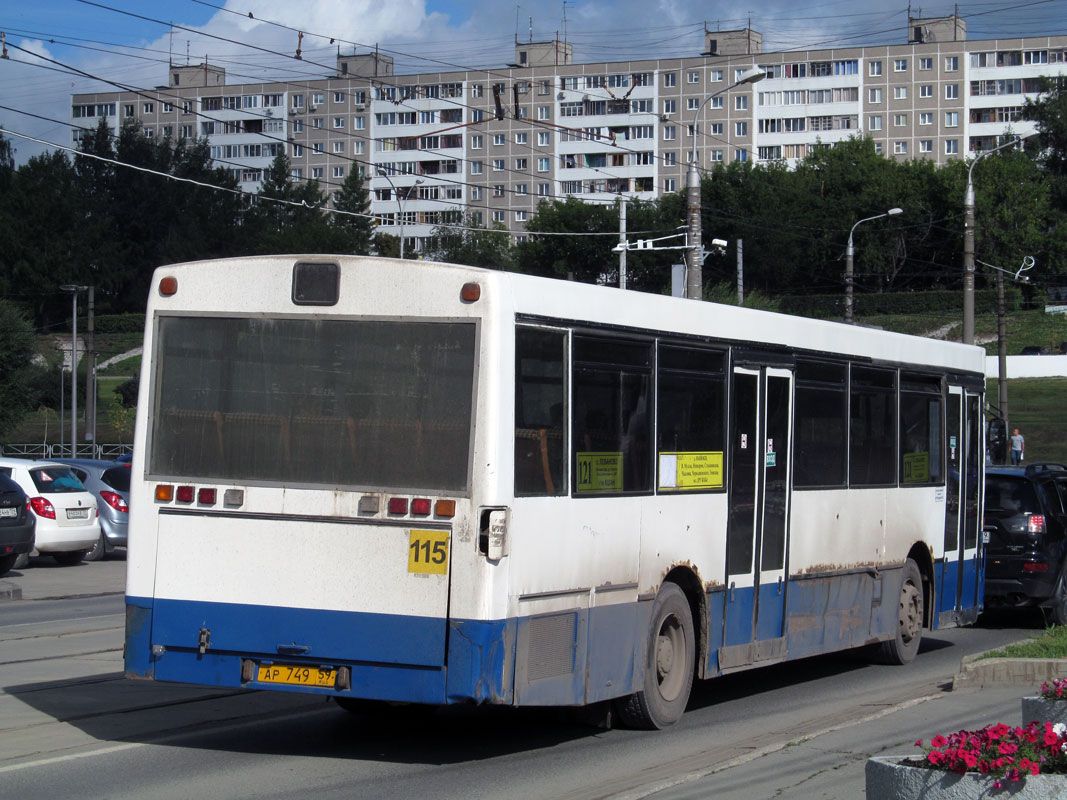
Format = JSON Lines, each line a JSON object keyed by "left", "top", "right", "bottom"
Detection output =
{"left": 408, "top": 530, "right": 449, "bottom": 574}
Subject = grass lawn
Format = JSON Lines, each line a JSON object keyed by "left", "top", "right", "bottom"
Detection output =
{"left": 979, "top": 626, "right": 1067, "bottom": 660}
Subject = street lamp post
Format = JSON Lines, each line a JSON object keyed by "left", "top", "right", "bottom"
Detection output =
{"left": 686, "top": 67, "right": 765, "bottom": 300}
{"left": 962, "top": 133, "right": 1031, "bottom": 345}
{"left": 844, "top": 208, "right": 903, "bottom": 324}
{"left": 60, "top": 284, "right": 88, "bottom": 457}
{"left": 377, "top": 169, "right": 424, "bottom": 259}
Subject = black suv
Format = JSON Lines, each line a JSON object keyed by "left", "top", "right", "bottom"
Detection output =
{"left": 0, "top": 474, "right": 35, "bottom": 577}
{"left": 984, "top": 463, "right": 1067, "bottom": 624}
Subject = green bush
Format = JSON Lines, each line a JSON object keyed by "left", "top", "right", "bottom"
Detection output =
{"left": 779, "top": 288, "right": 1022, "bottom": 319}
{"left": 94, "top": 314, "right": 146, "bottom": 334}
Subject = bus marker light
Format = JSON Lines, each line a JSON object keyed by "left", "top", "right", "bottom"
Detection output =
{"left": 198, "top": 488, "right": 217, "bottom": 505}
{"left": 435, "top": 499, "right": 456, "bottom": 518}
{"left": 176, "top": 485, "right": 195, "bottom": 503}
{"left": 224, "top": 489, "right": 244, "bottom": 507}
{"left": 159, "top": 276, "right": 178, "bottom": 296}
{"left": 461, "top": 282, "right": 481, "bottom": 302}
{"left": 412, "top": 498, "right": 431, "bottom": 516}
{"left": 388, "top": 497, "right": 408, "bottom": 515}
{"left": 155, "top": 485, "right": 174, "bottom": 502}
{"left": 358, "top": 495, "right": 379, "bottom": 514}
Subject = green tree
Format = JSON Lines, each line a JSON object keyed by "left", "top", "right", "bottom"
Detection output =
{"left": 0, "top": 300, "right": 41, "bottom": 438}
{"left": 329, "top": 167, "right": 374, "bottom": 254}
{"left": 424, "top": 211, "right": 513, "bottom": 267}
{"left": 249, "top": 152, "right": 331, "bottom": 253}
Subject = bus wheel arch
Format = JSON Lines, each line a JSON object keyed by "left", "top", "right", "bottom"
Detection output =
{"left": 877, "top": 553, "right": 926, "bottom": 665}
{"left": 906, "top": 542, "right": 935, "bottom": 630}
{"left": 617, "top": 573, "right": 700, "bottom": 729}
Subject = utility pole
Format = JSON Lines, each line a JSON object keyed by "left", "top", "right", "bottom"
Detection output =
{"left": 736, "top": 238, "right": 744, "bottom": 305}
{"left": 60, "top": 285, "right": 88, "bottom": 457}
{"left": 618, "top": 197, "right": 627, "bottom": 290}
{"left": 86, "top": 286, "right": 96, "bottom": 451}
{"left": 845, "top": 208, "right": 903, "bottom": 324}
{"left": 686, "top": 67, "right": 765, "bottom": 300}
{"left": 996, "top": 269, "right": 1009, "bottom": 463}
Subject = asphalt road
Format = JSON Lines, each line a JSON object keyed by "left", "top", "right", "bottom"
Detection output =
{"left": 0, "top": 557, "right": 1046, "bottom": 799}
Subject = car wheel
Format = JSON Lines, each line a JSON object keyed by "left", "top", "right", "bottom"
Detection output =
{"left": 53, "top": 550, "right": 86, "bottom": 566}
{"left": 13, "top": 552, "right": 29, "bottom": 570}
{"left": 0, "top": 553, "right": 16, "bottom": 577}
{"left": 84, "top": 533, "right": 107, "bottom": 562}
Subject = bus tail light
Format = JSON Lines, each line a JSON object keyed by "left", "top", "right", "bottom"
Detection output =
{"left": 435, "top": 499, "right": 456, "bottom": 518}
{"left": 198, "top": 488, "right": 217, "bottom": 505}
{"left": 411, "top": 498, "right": 431, "bottom": 516}
{"left": 176, "top": 486, "right": 195, "bottom": 503}
{"left": 155, "top": 485, "right": 174, "bottom": 502}
{"left": 388, "top": 497, "right": 408, "bottom": 515}
{"left": 480, "top": 507, "right": 509, "bottom": 560}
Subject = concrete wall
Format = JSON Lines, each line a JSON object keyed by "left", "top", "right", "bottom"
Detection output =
{"left": 986, "top": 355, "right": 1067, "bottom": 379}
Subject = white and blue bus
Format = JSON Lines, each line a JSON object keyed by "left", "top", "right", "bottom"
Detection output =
{"left": 124, "top": 255, "right": 985, "bottom": 728}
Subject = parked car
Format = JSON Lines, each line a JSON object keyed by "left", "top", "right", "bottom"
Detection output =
{"left": 50, "top": 458, "right": 130, "bottom": 561}
{"left": 0, "top": 474, "right": 35, "bottom": 577}
{"left": 984, "top": 462, "right": 1067, "bottom": 624}
{"left": 0, "top": 457, "right": 100, "bottom": 565}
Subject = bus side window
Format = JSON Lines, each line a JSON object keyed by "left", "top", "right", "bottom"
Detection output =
{"left": 571, "top": 336, "right": 653, "bottom": 495}
{"left": 794, "top": 360, "right": 847, "bottom": 489}
{"left": 514, "top": 327, "right": 567, "bottom": 496}
{"left": 850, "top": 366, "right": 898, "bottom": 487}
{"left": 656, "top": 345, "right": 726, "bottom": 493}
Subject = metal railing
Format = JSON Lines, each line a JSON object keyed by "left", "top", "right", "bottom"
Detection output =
{"left": 0, "top": 443, "right": 132, "bottom": 460}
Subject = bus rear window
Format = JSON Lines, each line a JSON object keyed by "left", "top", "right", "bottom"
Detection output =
{"left": 150, "top": 316, "right": 476, "bottom": 492}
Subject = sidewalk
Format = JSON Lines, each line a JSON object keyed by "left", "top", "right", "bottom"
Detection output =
{"left": 0, "top": 554, "right": 126, "bottom": 601}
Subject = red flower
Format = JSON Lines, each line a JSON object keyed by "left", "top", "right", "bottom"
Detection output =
{"left": 931, "top": 735, "right": 948, "bottom": 748}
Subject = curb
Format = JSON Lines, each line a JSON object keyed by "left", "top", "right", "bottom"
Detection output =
{"left": 0, "top": 580, "right": 23, "bottom": 601}
{"left": 953, "top": 646, "right": 1067, "bottom": 689}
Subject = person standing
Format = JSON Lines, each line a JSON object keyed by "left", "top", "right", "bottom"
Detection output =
{"left": 1010, "top": 428, "right": 1026, "bottom": 466}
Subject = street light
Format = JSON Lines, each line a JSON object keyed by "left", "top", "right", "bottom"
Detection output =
{"left": 962, "top": 132, "right": 1032, "bottom": 345}
{"left": 59, "top": 284, "right": 88, "bottom": 457}
{"left": 377, "top": 169, "right": 424, "bottom": 259}
{"left": 844, "top": 208, "right": 903, "bottom": 324}
{"left": 686, "top": 66, "right": 765, "bottom": 300}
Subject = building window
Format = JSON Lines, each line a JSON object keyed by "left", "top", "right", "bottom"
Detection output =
{"left": 894, "top": 58, "right": 907, "bottom": 71}
{"left": 312, "top": 93, "right": 325, "bottom": 105}
{"left": 292, "top": 144, "right": 303, "bottom": 157}
{"left": 312, "top": 167, "right": 324, "bottom": 179}
{"left": 893, "top": 141, "right": 907, "bottom": 154}
{"left": 919, "top": 57, "right": 933, "bottom": 71}
{"left": 663, "top": 72, "right": 676, "bottom": 87}
{"left": 710, "top": 69, "right": 723, "bottom": 82}
{"left": 538, "top": 132, "right": 550, "bottom": 146}
{"left": 710, "top": 122, "right": 723, "bottom": 135}
{"left": 869, "top": 60, "right": 883, "bottom": 76}
{"left": 945, "top": 56, "right": 959, "bottom": 72}
{"left": 515, "top": 210, "right": 527, "bottom": 222}
{"left": 945, "top": 139, "right": 959, "bottom": 154}
{"left": 333, "top": 141, "right": 345, "bottom": 153}
{"left": 143, "top": 102, "right": 154, "bottom": 114}
{"left": 735, "top": 95, "right": 748, "bottom": 111}
{"left": 874, "top": 142, "right": 883, "bottom": 154}
{"left": 538, "top": 183, "right": 550, "bottom": 196}
{"left": 516, "top": 184, "right": 527, "bottom": 195}
{"left": 493, "top": 185, "right": 505, "bottom": 197}
{"left": 333, "top": 92, "right": 345, "bottom": 103}
{"left": 537, "top": 157, "right": 549, "bottom": 172}
{"left": 471, "top": 187, "right": 483, "bottom": 200}
{"left": 471, "top": 135, "right": 483, "bottom": 149}
{"left": 663, "top": 178, "right": 676, "bottom": 192}
{"left": 688, "top": 71, "right": 700, "bottom": 83}
{"left": 869, "top": 115, "right": 883, "bottom": 130}
{"left": 919, "top": 139, "right": 932, "bottom": 153}
{"left": 663, "top": 99, "right": 676, "bottom": 114}
{"left": 333, "top": 117, "right": 345, "bottom": 128}
{"left": 312, "top": 142, "right": 323, "bottom": 153}
{"left": 735, "top": 148, "right": 748, "bottom": 162}
{"left": 894, "top": 113, "right": 907, "bottom": 126}
{"left": 710, "top": 96, "right": 723, "bottom": 109}
{"left": 537, "top": 105, "right": 550, "bottom": 121}
{"left": 143, "top": 127, "right": 154, "bottom": 138}
{"left": 664, "top": 125, "right": 676, "bottom": 141}
{"left": 735, "top": 121, "right": 747, "bottom": 136}
{"left": 711, "top": 149, "right": 723, "bottom": 162}
{"left": 354, "top": 116, "right": 365, "bottom": 130}
{"left": 945, "top": 84, "right": 959, "bottom": 100}
{"left": 470, "top": 160, "right": 483, "bottom": 174}
{"left": 124, "top": 104, "right": 134, "bottom": 118}
{"left": 354, "top": 141, "right": 364, "bottom": 155}
{"left": 919, "top": 112, "right": 933, "bottom": 125}
{"left": 869, "top": 88, "right": 883, "bottom": 103}
{"left": 492, "top": 159, "right": 505, "bottom": 171}
{"left": 493, "top": 134, "right": 505, "bottom": 146}
{"left": 919, "top": 84, "right": 933, "bottom": 98}
{"left": 333, "top": 166, "right": 344, "bottom": 178}
{"left": 894, "top": 86, "right": 907, "bottom": 100}
{"left": 313, "top": 118, "right": 324, "bottom": 128}
{"left": 945, "top": 111, "right": 959, "bottom": 127}
{"left": 515, "top": 132, "right": 528, "bottom": 145}
{"left": 685, "top": 97, "right": 699, "bottom": 112}
{"left": 515, "top": 158, "right": 528, "bottom": 170}
{"left": 492, "top": 210, "right": 505, "bottom": 223}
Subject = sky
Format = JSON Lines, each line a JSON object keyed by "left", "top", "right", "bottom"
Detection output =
{"left": 2, "top": 0, "right": 1066, "bottom": 163}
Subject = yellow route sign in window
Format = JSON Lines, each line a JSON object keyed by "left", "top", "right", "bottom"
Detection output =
{"left": 658, "top": 452, "right": 724, "bottom": 490}
{"left": 576, "top": 452, "right": 624, "bottom": 493}
{"left": 902, "top": 452, "right": 930, "bottom": 484}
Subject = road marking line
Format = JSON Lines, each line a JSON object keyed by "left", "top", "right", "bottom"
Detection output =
{"left": 0, "top": 742, "right": 144, "bottom": 775}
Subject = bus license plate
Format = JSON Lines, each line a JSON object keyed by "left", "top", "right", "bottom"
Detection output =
{"left": 256, "top": 663, "right": 336, "bottom": 687}
{"left": 66, "top": 508, "right": 89, "bottom": 520}
{"left": 0, "top": 507, "right": 16, "bottom": 518}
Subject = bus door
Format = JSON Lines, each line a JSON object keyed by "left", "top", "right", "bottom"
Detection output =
{"left": 721, "top": 365, "right": 793, "bottom": 671}
{"left": 939, "top": 386, "right": 982, "bottom": 623}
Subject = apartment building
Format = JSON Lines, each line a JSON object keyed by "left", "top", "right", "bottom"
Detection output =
{"left": 70, "top": 17, "right": 1067, "bottom": 253}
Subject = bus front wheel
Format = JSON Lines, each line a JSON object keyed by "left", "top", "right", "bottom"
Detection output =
{"left": 616, "top": 582, "right": 695, "bottom": 729}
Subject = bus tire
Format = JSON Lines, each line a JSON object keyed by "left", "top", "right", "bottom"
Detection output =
{"left": 616, "top": 582, "right": 695, "bottom": 730}
{"left": 878, "top": 558, "right": 923, "bottom": 665}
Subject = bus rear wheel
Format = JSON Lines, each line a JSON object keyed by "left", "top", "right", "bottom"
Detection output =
{"left": 616, "top": 582, "right": 695, "bottom": 729}
{"left": 878, "top": 558, "right": 923, "bottom": 665}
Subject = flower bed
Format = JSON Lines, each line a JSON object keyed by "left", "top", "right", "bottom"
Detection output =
{"left": 1023, "top": 678, "right": 1067, "bottom": 728}
{"left": 912, "top": 722, "right": 1067, "bottom": 788}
